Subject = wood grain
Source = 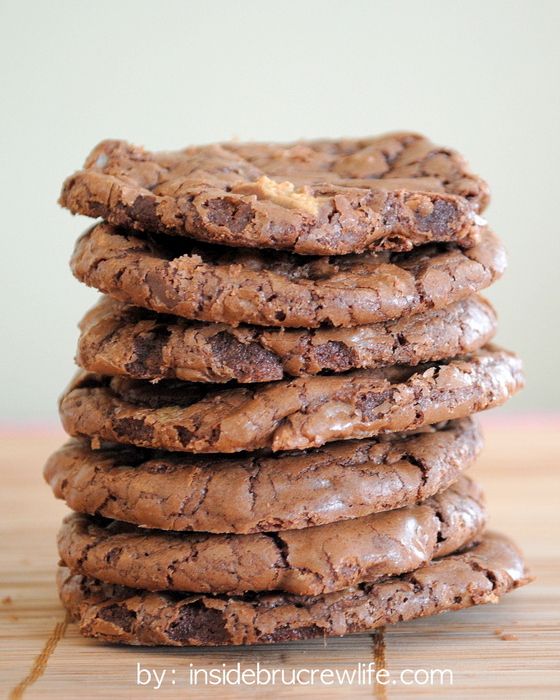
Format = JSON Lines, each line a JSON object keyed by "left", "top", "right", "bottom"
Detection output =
{"left": 0, "top": 418, "right": 558, "bottom": 699}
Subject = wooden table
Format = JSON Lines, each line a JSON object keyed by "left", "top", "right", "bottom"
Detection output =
{"left": 1, "top": 419, "right": 559, "bottom": 698}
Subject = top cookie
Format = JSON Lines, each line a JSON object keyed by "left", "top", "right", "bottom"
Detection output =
{"left": 60, "top": 133, "right": 489, "bottom": 255}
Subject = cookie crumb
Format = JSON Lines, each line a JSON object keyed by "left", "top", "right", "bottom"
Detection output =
{"left": 90, "top": 436, "right": 102, "bottom": 450}
{"left": 494, "top": 628, "right": 518, "bottom": 641}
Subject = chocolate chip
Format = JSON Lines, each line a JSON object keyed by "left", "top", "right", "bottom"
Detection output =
{"left": 166, "top": 604, "right": 229, "bottom": 643}
{"left": 205, "top": 197, "right": 254, "bottom": 234}
{"left": 313, "top": 341, "right": 356, "bottom": 372}
{"left": 113, "top": 417, "right": 154, "bottom": 443}
{"left": 208, "top": 331, "right": 283, "bottom": 382}
{"left": 415, "top": 200, "right": 457, "bottom": 235}
{"left": 98, "top": 604, "right": 136, "bottom": 632}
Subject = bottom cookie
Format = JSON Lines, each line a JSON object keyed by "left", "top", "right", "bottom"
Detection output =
{"left": 58, "top": 531, "right": 530, "bottom": 646}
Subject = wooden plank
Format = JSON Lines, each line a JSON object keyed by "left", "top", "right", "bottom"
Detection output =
{"left": 0, "top": 421, "right": 558, "bottom": 698}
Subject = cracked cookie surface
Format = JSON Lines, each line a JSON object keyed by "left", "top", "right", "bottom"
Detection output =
{"left": 57, "top": 476, "right": 485, "bottom": 596}
{"left": 45, "top": 418, "right": 481, "bottom": 533}
{"left": 57, "top": 532, "right": 530, "bottom": 646}
{"left": 60, "top": 133, "right": 489, "bottom": 256}
{"left": 77, "top": 295, "right": 497, "bottom": 382}
{"left": 59, "top": 346, "right": 523, "bottom": 453}
{"left": 70, "top": 224, "right": 506, "bottom": 329}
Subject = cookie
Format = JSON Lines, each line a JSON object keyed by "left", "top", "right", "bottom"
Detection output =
{"left": 60, "top": 133, "right": 489, "bottom": 256}
{"left": 57, "top": 532, "right": 530, "bottom": 646}
{"left": 59, "top": 346, "right": 523, "bottom": 453}
{"left": 57, "top": 476, "right": 485, "bottom": 596}
{"left": 44, "top": 418, "right": 481, "bottom": 533}
{"left": 77, "top": 295, "right": 497, "bottom": 382}
{"left": 71, "top": 224, "right": 505, "bottom": 329}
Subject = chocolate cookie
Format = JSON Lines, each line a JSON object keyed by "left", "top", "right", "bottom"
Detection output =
{"left": 60, "top": 133, "right": 489, "bottom": 256}
{"left": 57, "top": 532, "right": 530, "bottom": 646}
{"left": 71, "top": 224, "right": 505, "bottom": 329}
{"left": 57, "top": 476, "right": 485, "bottom": 596}
{"left": 77, "top": 295, "right": 497, "bottom": 382}
{"left": 59, "top": 347, "right": 523, "bottom": 453}
{"left": 44, "top": 418, "right": 481, "bottom": 533}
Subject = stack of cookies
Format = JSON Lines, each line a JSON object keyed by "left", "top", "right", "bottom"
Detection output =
{"left": 45, "top": 133, "right": 531, "bottom": 646}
